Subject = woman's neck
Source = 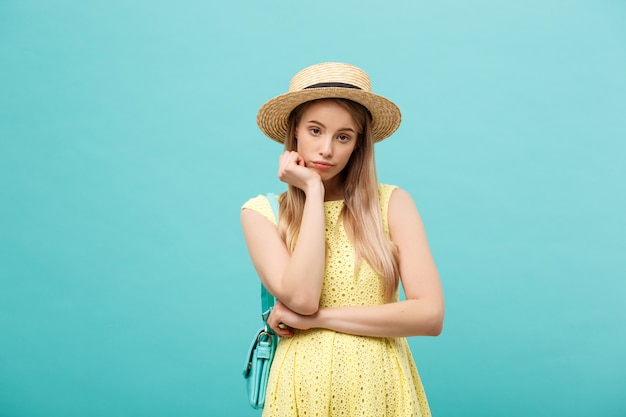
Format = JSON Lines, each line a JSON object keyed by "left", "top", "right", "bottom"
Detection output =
{"left": 323, "top": 178, "right": 345, "bottom": 201}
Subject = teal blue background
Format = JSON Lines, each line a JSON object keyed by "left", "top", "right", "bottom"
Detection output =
{"left": 1, "top": 1, "right": 625, "bottom": 416}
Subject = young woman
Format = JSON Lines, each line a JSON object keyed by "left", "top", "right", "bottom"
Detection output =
{"left": 241, "top": 62, "right": 444, "bottom": 416}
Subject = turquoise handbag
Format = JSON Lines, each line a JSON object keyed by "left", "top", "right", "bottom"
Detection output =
{"left": 242, "top": 193, "right": 279, "bottom": 409}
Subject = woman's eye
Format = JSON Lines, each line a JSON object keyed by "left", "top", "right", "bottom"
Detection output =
{"left": 310, "top": 128, "right": 320, "bottom": 135}
{"left": 338, "top": 135, "right": 350, "bottom": 142}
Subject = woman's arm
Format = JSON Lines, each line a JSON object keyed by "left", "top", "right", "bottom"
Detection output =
{"left": 240, "top": 151, "right": 327, "bottom": 315}
{"left": 267, "top": 187, "right": 444, "bottom": 337}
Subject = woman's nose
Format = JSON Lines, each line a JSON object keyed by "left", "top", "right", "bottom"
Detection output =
{"left": 319, "top": 137, "right": 333, "bottom": 157}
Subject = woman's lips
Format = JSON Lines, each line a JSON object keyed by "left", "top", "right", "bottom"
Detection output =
{"left": 311, "top": 161, "right": 333, "bottom": 170}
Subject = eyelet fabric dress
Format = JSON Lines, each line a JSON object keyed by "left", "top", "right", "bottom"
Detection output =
{"left": 242, "top": 184, "right": 431, "bottom": 417}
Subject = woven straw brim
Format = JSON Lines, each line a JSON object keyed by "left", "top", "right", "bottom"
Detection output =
{"left": 256, "top": 88, "right": 401, "bottom": 144}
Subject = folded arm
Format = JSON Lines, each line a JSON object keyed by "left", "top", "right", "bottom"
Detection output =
{"left": 268, "top": 187, "right": 444, "bottom": 338}
{"left": 241, "top": 161, "right": 326, "bottom": 315}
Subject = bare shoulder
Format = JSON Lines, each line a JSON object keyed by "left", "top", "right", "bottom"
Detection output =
{"left": 388, "top": 187, "right": 420, "bottom": 218}
{"left": 240, "top": 205, "right": 278, "bottom": 237}
{"left": 388, "top": 187, "right": 428, "bottom": 240}
{"left": 240, "top": 194, "right": 281, "bottom": 253}
{"left": 241, "top": 194, "right": 277, "bottom": 225}
{"left": 240, "top": 199, "right": 291, "bottom": 296}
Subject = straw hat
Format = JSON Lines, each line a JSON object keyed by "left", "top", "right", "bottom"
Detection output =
{"left": 257, "top": 62, "right": 401, "bottom": 143}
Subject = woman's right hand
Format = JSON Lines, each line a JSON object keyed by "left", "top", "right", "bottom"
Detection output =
{"left": 267, "top": 300, "right": 316, "bottom": 338}
{"left": 278, "top": 151, "right": 322, "bottom": 194}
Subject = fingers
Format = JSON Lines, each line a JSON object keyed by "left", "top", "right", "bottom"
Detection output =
{"left": 278, "top": 151, "right": 303, "bottom": 178}
{"left": 278, "top": 151, "right": 301, "bottom": 165}
{"left": 272, "top": 323, "right": 294, "bottom": 338}
{"left": 268, "top": 301, "right": 295, "bottom": 338}
{"left": 277, "top": 151, "right": 321, "bottom": 191}
{"left": 268, "top": 318, "right": 294, "bottom": 337}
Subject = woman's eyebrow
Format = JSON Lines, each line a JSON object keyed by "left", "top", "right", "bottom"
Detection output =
{"left": 305, "top": 119, "right": 326, "bottom": 128}
{"left": 305, "top": 120, "right": 356, "bottom": 133}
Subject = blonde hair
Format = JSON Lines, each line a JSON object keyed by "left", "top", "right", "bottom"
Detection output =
{"left": 277, "top": 98, "right": 400, "bottom": 301}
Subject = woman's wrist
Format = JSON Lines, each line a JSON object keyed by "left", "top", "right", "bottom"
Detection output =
{"left": 304, "top": 180, "right": 324, "bottom": 199}
{"left": 307, "top": 307, "right": 326, "bottom": 330}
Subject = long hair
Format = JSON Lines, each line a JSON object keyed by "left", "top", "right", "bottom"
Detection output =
{"left": 277, "top": 98, "right": 400, "bottom": 301}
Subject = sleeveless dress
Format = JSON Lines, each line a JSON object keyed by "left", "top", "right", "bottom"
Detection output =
{"left": 242, "top": 184, "right": 431, "bottom": 417}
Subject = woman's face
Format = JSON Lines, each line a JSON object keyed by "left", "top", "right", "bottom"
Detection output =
{"left": 295, "top": 100, "right": 359, "bottom": 185}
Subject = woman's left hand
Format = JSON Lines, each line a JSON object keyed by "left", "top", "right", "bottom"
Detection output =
{"left": 267, "top": 300, "right": 314, "bottom": 338}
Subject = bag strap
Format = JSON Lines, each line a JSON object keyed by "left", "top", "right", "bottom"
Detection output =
{"left": 261, "top": 193, "right": 279, "bottom": 324}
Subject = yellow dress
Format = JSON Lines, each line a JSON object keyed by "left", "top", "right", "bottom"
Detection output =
{"left": 242, "top": 184, "right": 431, "bottom": 417}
